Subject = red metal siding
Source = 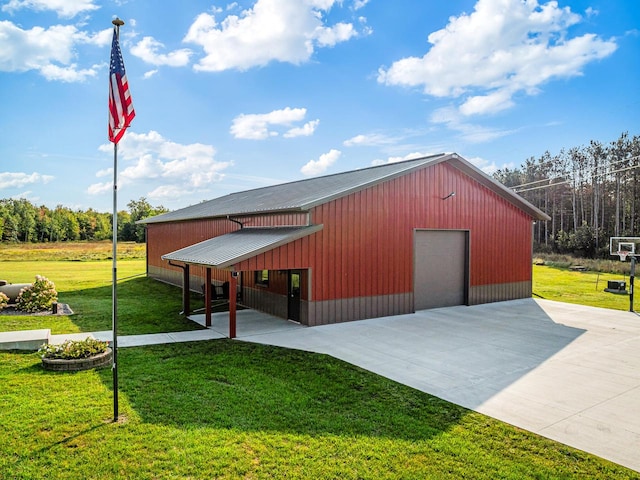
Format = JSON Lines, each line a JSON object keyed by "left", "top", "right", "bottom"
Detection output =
{"left": 304, "top": 162, "right": 533, "bottom": 302}
{"left": 146, "top": 162, "right": 535, "bottom": 307}
{"left": 146, "top": 213, "right": 308, "bottom": 283}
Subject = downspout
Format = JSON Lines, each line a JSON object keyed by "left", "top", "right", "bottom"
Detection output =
{"left": 168, "top": 260, "right": 190, "bottom": 316}
{"left": 227, "top": 216, "right": 244, "bottom": 229}
{"left": 144, "top": 225, "right": 149, "bottom": 277}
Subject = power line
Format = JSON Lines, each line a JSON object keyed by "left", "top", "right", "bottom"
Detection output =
{"left": 510, "top": 177, "right": 562, "bottom": 189}
{"left": 513, "top": 180, "right": 571, "bottom": 193}
{"left": 509, "top": 156, "right": 640, "bottom": 193}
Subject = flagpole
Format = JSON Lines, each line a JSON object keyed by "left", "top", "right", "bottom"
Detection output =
{"left": 112, "top": 139, "right": 119, "bottom": 422}
{"left": 111, "top": 17, "right": 124, "bottom": 423}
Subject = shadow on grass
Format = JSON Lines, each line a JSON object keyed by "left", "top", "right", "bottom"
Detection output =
{"left": 96, "top": 340, "right": 466, "bottom": 441}
{"left": 33, "top": 423, "right": 108, "bottom": 456}
{"left": 60, "top": 277, "right": 206, "bottom": 335}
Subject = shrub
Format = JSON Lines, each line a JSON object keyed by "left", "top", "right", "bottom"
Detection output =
{"left": 39, "top": 337, "right": 109, "bottom": 360}
{"left": 16, "top": 275, "right": 58, "bottom": 312}
{"left": 0, "top": 291, "right": 8, "bottom": 311}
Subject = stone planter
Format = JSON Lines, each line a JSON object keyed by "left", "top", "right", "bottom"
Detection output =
{"left": 42, "top": 348, "right": 113, "bottom": 372}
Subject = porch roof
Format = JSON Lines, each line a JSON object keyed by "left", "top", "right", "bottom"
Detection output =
{"left": 161, "top": 225, "right": 323, "bottom": 270}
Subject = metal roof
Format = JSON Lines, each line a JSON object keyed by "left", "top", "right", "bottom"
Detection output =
{"left": 141, "top": 153, "right": 448, "bottom": 224}
{"left": 141, "top": 153, "right": 549, "bottom": 224}
{"left": 161, "top": 225, "right": 323, "bottom": 269}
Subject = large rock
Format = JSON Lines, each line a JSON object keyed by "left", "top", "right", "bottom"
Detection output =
{"left": 0, "top": 283, "right": 32, "bottom": 303}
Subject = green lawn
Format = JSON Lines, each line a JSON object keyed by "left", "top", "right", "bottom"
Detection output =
{"left": 0, "top": 259, "right": 204, "bottom": 335}
{"left": 533, "top": 265, "right": 635, "bottom": 311}
{"left": 1, "top": 341, "right": 634, "bottom": 479}
{"left": 1, "top": 249, "right": 638, "bottom": 478}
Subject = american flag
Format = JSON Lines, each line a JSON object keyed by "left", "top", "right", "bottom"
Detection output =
{"left": 108, "top": 27, "right": 135, "bottom": 144}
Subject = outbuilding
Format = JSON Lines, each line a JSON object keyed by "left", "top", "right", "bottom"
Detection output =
{"left": 139, "top": 153, "right": 549, "bottom": 336}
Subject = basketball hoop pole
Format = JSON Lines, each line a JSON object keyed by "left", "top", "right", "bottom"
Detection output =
{"left": 610, "top": 237, "right": 639, "bottom": 312}
{"left": 630, "top": 256, "right": 636, "bottom": 313}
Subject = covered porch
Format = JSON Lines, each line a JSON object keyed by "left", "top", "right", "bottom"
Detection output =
{"left": 188, "top": 309, "right": 305, "bottom": 338}
{"left": 161, "top": 225, "right": 322, "bottom": 338}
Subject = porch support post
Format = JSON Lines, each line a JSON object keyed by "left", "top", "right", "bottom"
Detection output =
{"left": 205, "top": 267, "right": 212, "bottom": 327}
{"left": 182, "top": 264, "right": 190, "bottom": 316}
{"left": 229, "top": 272, "right": 237, "bottom": 339}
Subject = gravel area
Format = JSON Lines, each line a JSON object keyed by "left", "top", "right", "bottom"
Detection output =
{"left": 0, "top": 303, "right": 73, "bottom": 316}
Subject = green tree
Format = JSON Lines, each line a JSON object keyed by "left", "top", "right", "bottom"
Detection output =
{"left": 94, "top": 212, "right": 112, "bottom": 240}
{"left": 124, "top": 197, "right": 168, "bottom": 243}
{"left": 59, "top": 208, "right": 80, "bottom": 241}
{"left": 570, "top": 222, "right": 597, "bottom": 258}
{"left": 13, "top": 199, "right": 37, "bottom": 242}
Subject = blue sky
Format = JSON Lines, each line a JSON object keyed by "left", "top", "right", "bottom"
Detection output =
{"left": 0, "top": 0, "right": 638, "bottom": 212}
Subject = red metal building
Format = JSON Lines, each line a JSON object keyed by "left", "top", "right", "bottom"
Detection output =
{"left": 140, "top": 154, "right": 549, "bottom": 334}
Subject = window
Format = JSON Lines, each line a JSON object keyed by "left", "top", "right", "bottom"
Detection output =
{"left": 255, "top": 269, "right": 269, "bottom": 287}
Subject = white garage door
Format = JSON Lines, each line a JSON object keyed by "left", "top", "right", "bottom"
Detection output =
{"left": 414, "top": 230, "right": 467, "bottom": 310}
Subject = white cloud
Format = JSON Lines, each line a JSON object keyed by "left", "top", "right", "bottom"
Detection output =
{"left": 0, "top": 21, "right": 110, "bottom": 82}
{"left": 466, "top": 155, "right": 499, "bottom": 175}
{"left": 0, "top": 171, "right": 54, "bottom": 189}
{"left": 87, "top": 182, "right": 111, "bottom": 195}
{"left": 353, "top": 0, "right": 370, "bottom": 10}
{"left": 377, "top": 0, "right": 617, "bottom": 116}
{"left": 357, "top": 16, "right": 373, "bottom": 36}
{"left": 301, "top": 149, "right": 341, "bottom": 176}
{"left": 313, "top": 22, "right": 355, "bottom": 47}
{"left": 131, "top": 36, "right": 193, "bottom": 67}
{"left": 91, "top": 130, "right": 232, "bottom": 197}
{"left": 143, "top": 69, "right": 159, "bottom": 79}
{"left": 343, "top": 133, "right": 396, "bottom": 147}
{"left": 430, "top": 106, "right": 515, "bottom": 143}
{"left": 231, "top": 107, "right": 318, "bottom": 140}
{"left": 184, "top": 0, "right": 359, "bottom": 71}
{"left": 459, "top": 89, "right": 515, "bottom": 116}
{"left": 146, "top": 185, "right": 185, "bottom": 201}
{"left": 284, "top": 119, "right": 320, "bottom": 138}
{"left": 2, "top": 0, "right": 99, "bottom": 18}
{"left": 38, "top": 62, "right": 101, "bottom": 82}
{"left": 371, "top": 152, "right": 435, "bottom": 166}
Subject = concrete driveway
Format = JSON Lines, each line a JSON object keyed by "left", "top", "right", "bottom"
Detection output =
{"left": 238, "top": 298, "right": 640, "bottom": 472}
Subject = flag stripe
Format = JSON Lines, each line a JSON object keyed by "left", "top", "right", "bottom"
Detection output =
{"left": 108, "top": 27, "right": 135, "bottom": 144}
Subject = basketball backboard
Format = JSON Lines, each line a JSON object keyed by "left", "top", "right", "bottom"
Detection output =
{"left": 610, "top": 237, "right": 640, "bottom": 261}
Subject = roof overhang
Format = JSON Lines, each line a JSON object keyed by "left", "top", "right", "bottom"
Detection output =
{"left": 161, "top": 225, "right": 323, "bottom": 270}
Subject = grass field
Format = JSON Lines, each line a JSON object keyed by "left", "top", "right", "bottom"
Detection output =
{"left": 0, "top": 255, "right": 203, "bottom": 335}
{"left": 2, "top": 341, "right": 635, "bottom": 479}
{"left": 533, "top": 265, "right": 635, "bottom": 311}
{"left": 1, "top": 242, "right": 638, "bottom": 478}
{"left": 0, "top": 241, "right": 145, "bottom": 261}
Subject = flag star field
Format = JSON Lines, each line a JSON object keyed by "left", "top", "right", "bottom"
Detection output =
{"left": 0, "top": 0, "right": 638, "bottom": 211}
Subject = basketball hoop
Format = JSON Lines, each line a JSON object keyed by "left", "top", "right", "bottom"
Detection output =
{"left": 617, "top": 251, "right": 629, "bottom": 262}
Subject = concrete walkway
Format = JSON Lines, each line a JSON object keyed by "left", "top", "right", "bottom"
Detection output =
{"left": 48, "top": 329, "right": 226, "bottom": 347}
{"left": 2, "top": 300, "right": 639, "bottom": 472}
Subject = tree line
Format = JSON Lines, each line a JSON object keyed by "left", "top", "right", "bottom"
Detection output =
{"left": 0, "top": 197, "right": 167, "bottom": 243}
{"left": 493, "top": 131, "right": 640, "bottom": 258}
{"left": 4, "top": 131, "right": 638, "bottom": 258}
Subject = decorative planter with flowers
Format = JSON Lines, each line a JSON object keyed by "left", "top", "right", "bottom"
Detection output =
{"left": 40, "top": 337, "right": 112, "bottom": 372}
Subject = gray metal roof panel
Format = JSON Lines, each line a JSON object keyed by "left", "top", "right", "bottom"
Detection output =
{"left": 161, "top": 225, "right": 323, "bottom": 269}
{"left": 140, "top": 154, "right": 448, "bottom": 224}
{"left": 141, "top": 152, "right": 549, "bottom": 224}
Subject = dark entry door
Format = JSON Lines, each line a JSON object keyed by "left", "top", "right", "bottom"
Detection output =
{"left": 288, "top": 270, "right": 301, "bottom": 322}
